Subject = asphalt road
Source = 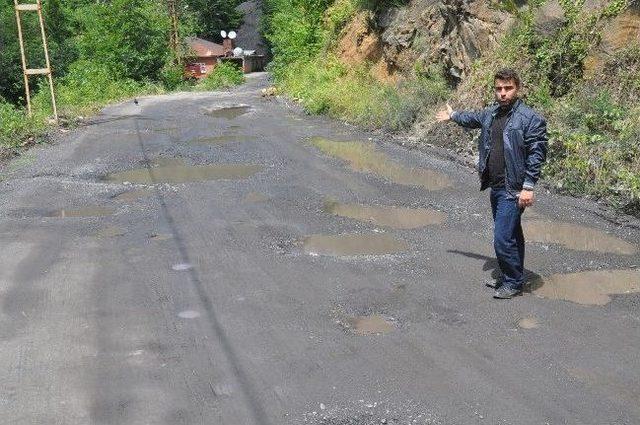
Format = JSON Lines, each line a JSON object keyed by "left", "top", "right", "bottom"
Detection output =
{"left": 1, "top": 73, "right": 639, "bottom": 425}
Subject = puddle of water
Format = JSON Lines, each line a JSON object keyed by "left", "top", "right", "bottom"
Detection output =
{"left": 517, "top": 317, "right": 539, "bottom": 329}
{"left": 205, "top": 106, "right": 251, "bottom": 119}
{"left": 243, "top": 192, "right": 269, "bottom": 203}
{"left": 112, "top": 189, "right": 153, "bottom": 202}
{"left": 178, "top": 310, "right": 201, "bottom": 319}
{"left": 94, "top": 226, "right": 126, "bottom": 238}
{"left": 524, "top": 220, "right": 637, "bottom": 255}
{"left": 310, "top": 137, "right": 452, "bottom": 190}
{"left": 532, "top": 269, "right": 640, "bottom": 305}
{"left": 348, "top": 315, "right": 395, "bottom": 335}
{"left": 325, "top": 201, "right": 446, "bottom": 229}
{"left": 105, "top": 163, "right": 262, "bottom": 184}
{"left": 303, "top": 233, "right": 408, "bottom": 256}
{"left": 48, "top": 207, "right": 114, "bottom": 218}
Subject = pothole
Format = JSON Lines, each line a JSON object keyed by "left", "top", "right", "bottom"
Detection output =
{"left": 204, "top": 105, "right": 251, "bottom": 119}
{"left": 324, "top": 201, "right": 446, "bottom": 229}
{"left": 531, "top": 269, "right": 640, "bottom": 305}
{"left": 517, "top": 317, "right": 539, "bottom": 329}
{"left": 310, "top": 137, "right": 452, "bottom": 191}
{"left": 523, "top": 220, "right": 637, "bottom": 255}
{"left": 112, "top": 189, "right": 153, "bottom": 202}
{"left": 104, "top": 162, "right": 262, "bottom": 184}
{"left": 347, "top": 315, "right": 396, "bottom": 335}
{"left": 303, "top": 233, "right": 408, "bottom": 256}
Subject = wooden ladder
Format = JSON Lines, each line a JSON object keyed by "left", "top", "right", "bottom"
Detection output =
{"left": 14, "top": 0, "right": 58, "bottom": 122}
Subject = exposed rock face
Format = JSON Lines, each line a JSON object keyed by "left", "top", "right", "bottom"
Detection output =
{"left": 337, "top": 11, "right": 400, "bottom": 83}
{"left": 586, "top": 4, "right": 640, "bottom": 73}
{"left": 378, "top": 0, "right": 513, "bottom": 82}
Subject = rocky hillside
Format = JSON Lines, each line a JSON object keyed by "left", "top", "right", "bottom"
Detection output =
{"left": 341, "top": 0, "right": 639, "bottom": 91}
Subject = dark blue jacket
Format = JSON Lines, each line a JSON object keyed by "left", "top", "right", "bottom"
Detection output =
{"left": 451, "top": 99, "right": 548, "bottom": 198}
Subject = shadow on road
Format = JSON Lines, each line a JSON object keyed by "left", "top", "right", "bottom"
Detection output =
{"left": 447, "top": 249, "right": 543, "bottom": 292}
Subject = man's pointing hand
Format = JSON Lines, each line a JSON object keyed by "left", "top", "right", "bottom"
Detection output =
{"left": 435, "top": 103, "right": 453, "bottom": 122}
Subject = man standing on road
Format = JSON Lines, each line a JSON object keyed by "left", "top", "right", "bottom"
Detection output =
{"left": 436, "top": 68, "right": 548, "bottom": 299}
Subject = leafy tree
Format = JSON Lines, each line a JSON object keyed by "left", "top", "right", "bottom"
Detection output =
{"left": 75, "top": 0, "right": 171, "bottom": 81}
{"left": 185, "top": 0, "right": 243, "bottom": 42}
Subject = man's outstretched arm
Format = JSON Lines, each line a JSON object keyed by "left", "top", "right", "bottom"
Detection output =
{"left": 435, "top": 104, "right": 484, "bottom": 129}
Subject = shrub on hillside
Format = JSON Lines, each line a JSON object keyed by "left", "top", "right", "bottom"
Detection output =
{"left": 544, "top": 45, "right": 640, "bottom": 213}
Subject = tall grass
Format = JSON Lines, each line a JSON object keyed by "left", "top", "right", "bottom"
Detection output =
{"left": 278, "top": 57, "right": 449, "bottom": 131}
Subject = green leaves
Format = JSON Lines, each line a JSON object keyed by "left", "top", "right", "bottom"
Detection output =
{"left": 198, "top": 62, "right": 245, "bottom": 90}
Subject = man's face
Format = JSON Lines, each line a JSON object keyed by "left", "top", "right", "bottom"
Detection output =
{"left": 494, "top": 78, "right": 519, "bottom": 106}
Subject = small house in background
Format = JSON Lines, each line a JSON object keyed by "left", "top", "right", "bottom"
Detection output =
{"left": 184, "top": 37, "right": 225, "bottom": 79}
{"left": 184, "top": 36, "right": 266, "bottom": 78}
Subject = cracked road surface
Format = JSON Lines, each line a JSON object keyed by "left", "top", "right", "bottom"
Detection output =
{"left": 1, "top": 73, "right": 640, "bottom": 424}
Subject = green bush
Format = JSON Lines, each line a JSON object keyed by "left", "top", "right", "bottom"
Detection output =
{"left": 198, "top": 62, "right": 245, "bottom": 91}
{"left": 160, "top": 62, "right": 189, "bottom": 91}
{"left": 31, "top": 60, "right": 161, "bottom": 117}
{"left": 545, "top": 88, "right": 640, "bottom": 211}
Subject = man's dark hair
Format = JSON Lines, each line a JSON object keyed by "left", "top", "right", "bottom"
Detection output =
{"left": 494, "top": 68, "right": 521, "bottom": 88}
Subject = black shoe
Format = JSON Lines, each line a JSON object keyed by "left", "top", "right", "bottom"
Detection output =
{"left": 485, "top": 278, "right": 502, "bottom": 289}
{"left": 493, "top": 286, "right": 522, "bottom": 299}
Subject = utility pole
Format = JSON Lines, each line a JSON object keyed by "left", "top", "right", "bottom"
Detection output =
{"left": 13, "top": 0, "right": 58, "bottom": 122}
{"left": 167, "top": 0, "right": 181, "bottom": 63}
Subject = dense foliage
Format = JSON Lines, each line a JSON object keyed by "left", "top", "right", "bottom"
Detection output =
{"left": 263, "top": 0, "right": 442, "bottom": 131}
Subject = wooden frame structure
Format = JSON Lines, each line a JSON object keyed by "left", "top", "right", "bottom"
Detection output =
{"left": 14, "top": 0, "right": 58, "bottom": 121}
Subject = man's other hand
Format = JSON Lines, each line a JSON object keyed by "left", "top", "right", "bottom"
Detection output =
{"left": 435, "top": 103, "right": 453, "bottom": 122}
{"left": 518, "top": 190, "right": 534, "bottom": 208}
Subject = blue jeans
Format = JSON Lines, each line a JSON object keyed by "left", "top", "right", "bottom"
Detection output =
{"left": 490, "top": 187, "right": 525, "bottom": 289}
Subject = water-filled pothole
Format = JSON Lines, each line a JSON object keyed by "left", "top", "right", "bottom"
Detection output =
{"left": 104, "top": 162, "right": 262, "bottom": 184}
{"left": 347, "top": 315, "right": 396, "bottom": 335}
{"left": 531, "top": 269, "right": 640, "bottom": 305}
{"left": 112, "top": 189, "right": 153, "bottom": 202}
{"left": 524, "top": 220, "right": 637, "bottom": 255}
{"left": 204, "top": 106, "right": 251, "bottom": 119}
{"left": 303, "top": 233, "right": 408, "bottom": 256}
{"left": 310, "top": 137, "right": 452, "bottom": 190}
{"left": 324, "top": 201, "right": 446, "bottom": 229}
